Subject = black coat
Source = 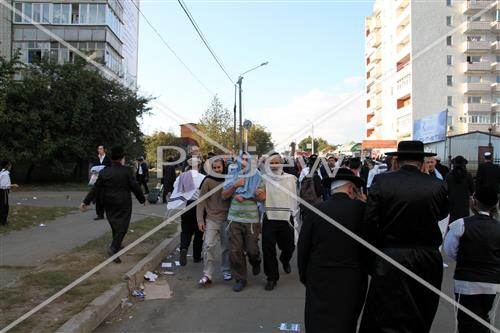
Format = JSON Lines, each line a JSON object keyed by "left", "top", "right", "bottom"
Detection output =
{"left": 161, "top": 164, "right": 177, "bottom": 193}
{"left": 446, "top": 171, "right": 474, "bottom": 223}
{"left": 475, "top": 161, "right": 500, "bottom": 193}
{"left": 360, "top": 164, "right": 448, "bottom": 333}
{"left": 93, "top": 155, "right": 112, "bottom": 167}
{"left": 297, "top": 193, "right": 368, "bottom": 333}
{"left": 84, "top": 163, "right": 145, "bottom": 231}
{"left": 136, "top": 162, "right": 149, "bottom": 181}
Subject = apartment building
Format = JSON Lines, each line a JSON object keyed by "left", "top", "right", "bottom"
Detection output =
{"left": 365, "top": 0, "right": 500, "bottom": 142}
{"left": 0, "top": 0, "right": 139, "bottom": 88}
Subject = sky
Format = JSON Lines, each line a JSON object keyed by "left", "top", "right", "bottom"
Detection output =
{"left": 137, "top": 0, "right": 374, "bottom": 152}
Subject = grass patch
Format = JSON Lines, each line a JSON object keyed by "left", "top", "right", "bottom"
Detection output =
{"left": 1, "top": 205, "right": 76, "bottom": 234}
{"left": 17, "top": 182, "right": 90, "bottom": 192}
{"left": 0, "top": 216, "right": 179, "bottom": 333}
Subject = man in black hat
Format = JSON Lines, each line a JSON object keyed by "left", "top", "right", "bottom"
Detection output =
{"left": 444, "top": 187, "right": 499, "bottom": 333}
{"left": 359, "top": 140, "right": 449, "bottom": 333}
{"left": 136, "top": 156, "right": 149, "bottom": 194}
{"left": 80, "top": 146, "right": 146, "bottom": 263}
{"left": 476, "top": 151, "right": 500, "bottom": 195}
{"left": 298, "top": 168, "right": 368, "bottom": 333}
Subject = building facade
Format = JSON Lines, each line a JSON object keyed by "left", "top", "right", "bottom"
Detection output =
{"left": 0, "top": 0, "right": 139, "bottom": 88}
{"left": 365, "top": 0, "right": 500, "bottom": 142}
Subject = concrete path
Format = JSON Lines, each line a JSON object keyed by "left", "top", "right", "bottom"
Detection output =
{"left": 0, "top": 191, "right": 169, "bottom": 285}
{"left": 94, "top": 248, "right": 488, "bottom": 333}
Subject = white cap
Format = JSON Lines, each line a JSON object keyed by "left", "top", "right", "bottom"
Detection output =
{"left": 484, "top": 151, "right": 492, "bottom": 157}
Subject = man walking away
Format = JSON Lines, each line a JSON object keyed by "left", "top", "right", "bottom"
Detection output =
{"left": 0, "top": 161, "right": 19, "bottom": 226}
{"left": 81, "top": 146, "right": 145, "bottom": 263}
{"left": 298, "top": 168, "right": 368, "bottom": 332}
{"left": 161, "top": 157, "right": 177, "bottom": 203}
{"left": 136, "top": 156, "right": 149, "bottom": 194}
{"left": 222, "top": 152, "right": 263, "bottom": 292}
{"left": 259, "top": 153, "right": 298, "bottom": 291}
{"left": 476, "top": 152, "right": 500, "bottom": 195}
{"left": 360, "top": 141, "right": 449, "bottom": 333}
{"left": 444, "top": 187, "right": 500, "bottom": 333}
{"left": 92, "top": 145, "right": 112, "bottom": 220}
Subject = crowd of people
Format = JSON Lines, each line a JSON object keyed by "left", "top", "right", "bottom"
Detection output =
{"left": 2, "top": 139, "right": 494, "bottom": 333}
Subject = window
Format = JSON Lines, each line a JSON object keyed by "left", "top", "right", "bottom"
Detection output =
{"left": 446, "top": 36, "right": 452, "bottom": 46}
{"left": 467, "top": 55, "right": 482, "bottom": 63}
{"left": 497, "top": 9, "right": 500, "bottom": 21}
{"left": 496, "top": 96, "right": 500, "bottom": 104}
{"left": 468, "top": 113, "right": 491, "bottom": 124}
{"left": 79, "top": 4, "right": 106, "bottom": 24}
{"left": 446, "top": 16, "right": 452, "bottom": 26}
{"left": 496, "top": 113, "right": 500, "bottom": 124}
{"left": 447, "top": 96, "right": 453, "bottom": 106}
{"left": 447, "top": 55, "right": 453, "bottom": 65}
{"left": 53, "top": 4, "right": 71, "bottom": 24}
{"left": 14, "top": 2, "right": 22, "bottom": 22}
{"left": 446, "top": 0, "right": 452, "bottom": 6}
{"left": 467, "top": 76, "right": 481, "bottom": 83}
{"left": 497, "top": 56, "right": 500, "bottom": 62}
{"left": 71, "top": 3, "right": 79, "bottom": 23}
{"left": 497, "top": 76, "right": 500, "bottom": 83}
{"left": 467, "top": 16, "right": 481, "bottom": 22}
{"left": 447, "top": 75, "right": 453, "bottom": 86}
{"left": 467, "top": 96, "right": 482, "bottom": 104}
{"left": 13, "top": 2, "right": 51, "bottom": 24}
{"left": 467, "top": 36, "right": 482, "bottom": 41}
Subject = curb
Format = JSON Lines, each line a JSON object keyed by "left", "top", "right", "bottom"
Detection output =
{"left": 56, "top": 230, "right": 180, "bottom": 333}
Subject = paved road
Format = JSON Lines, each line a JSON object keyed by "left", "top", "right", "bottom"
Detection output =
{"left": 95, "top": 247, "right": 499, "bottom": 333}
{"left": 0, "top": 191, "right": 168, "bottom": 285}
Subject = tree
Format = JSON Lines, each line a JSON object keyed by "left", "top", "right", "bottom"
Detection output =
{"left": 0, "top": 57, "right": 151, "bottom": 182}
{"left": 197, "top": 95, "right": 234, "bottom": 155}
{"left": 144, "top": 131, "right": 182, "bottom": 168}
{"left": 247, "top": 124, "right": 274, "bottom": 156}
{"left": 298, "top": 136, "right": 329, "bottom": 152}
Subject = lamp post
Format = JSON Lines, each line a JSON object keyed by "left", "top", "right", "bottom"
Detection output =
{"left": 236, "top": 61, "right": 269, "bottom": 152}
{"left": 243, "top": 119, "right": 253, "bottom": 152}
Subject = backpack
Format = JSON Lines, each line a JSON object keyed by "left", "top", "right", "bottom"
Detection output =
{"left": 300, "top": 173, "right": 323, "bottom": 207}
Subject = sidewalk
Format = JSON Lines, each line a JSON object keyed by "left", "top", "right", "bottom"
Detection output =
{"left": 0, "top": 191, "right": 168, "bottom": 285}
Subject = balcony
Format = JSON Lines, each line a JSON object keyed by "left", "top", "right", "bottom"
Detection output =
{"left": 464, "top": 61, "right": 492, "bottom": 72}
{"left": 373, "top": 65, "right": 382, "bottom": 79}
{"left": 373, "top": 82, "right": 382, "bottom": 94}
{"left": 463, "top": 82, "right": 492, "bottom": 93}
{"left": 465, "top": 20, "right": 492, "bottom": 32}
{"left": 492, "top": 41, "right": 500, "bottom": 52}
{"left": 372, "top": 49, "right": 382, "bottom": 63}
{"left": 372, "top": 34, "right": 382, "bottom": 47}
{"left": 373, "top": 97, "right": 382, "bottom": 110}
{"left": 463, "top": 1, "right": 495, "bottom": 15}
{"left": 464, "top": 103, "right": 492, "bottom": 112}
{"left": 397, "top": 42, "right": 411, "bottom": 59}
{"left": 492, "top": 83, "right": 500, "bottom": 92}
{"left": 492, "top": 62, "right": 500, "bottom": 72}
{"left": 463, "top": 41, "right": 491, "bottom": 52}
{"left": 491, "top": 21, "right": 500, "bottom": 32}
{"left": 396, "top": 0, "right": 410, "bottom": 11}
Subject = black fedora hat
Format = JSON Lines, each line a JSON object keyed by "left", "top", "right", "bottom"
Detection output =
{"left": 451, "top": 155, "right": 468, "bottom": 165}
{"left": 386, "top": 140, "right": 436, "bottom": 157}
{"left": 110, "top": 146, "right": 125, "bottom": 160}
{"left": 329, "top": 168, "right": 365, "bottom": 188}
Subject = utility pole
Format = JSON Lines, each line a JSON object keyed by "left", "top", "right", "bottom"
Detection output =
{"left": 311, "top": 124, "right": 315, "bottom": 154}
{"left": 233, "top": 85, "right": 237, "bottom": 153}
{"left": 238, "top": 77, "right": 243, "bottom": 152}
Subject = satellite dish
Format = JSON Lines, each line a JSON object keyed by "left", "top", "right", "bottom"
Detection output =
{"left": 243, "top": 119, "right": 253, "bottom": 129}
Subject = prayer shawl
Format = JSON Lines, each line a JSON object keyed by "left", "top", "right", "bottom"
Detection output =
{"left": 263, "top": 172, "right": 298, "bottom": 221}
{"left": 167, "top": 170, "right": 205, "bottom": 210}
{"left": 223, "top": 152, "right": 261, "bottom": 199}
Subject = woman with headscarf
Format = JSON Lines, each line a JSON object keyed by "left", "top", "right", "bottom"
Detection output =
{"left": 221, "top": 151, "right": 264, "bottom": 292}
{"left": 167, "top": 157, "right": 206, "bottom": 266}
{"left": 446, "top": 156, "right": 474, "bottom": 223}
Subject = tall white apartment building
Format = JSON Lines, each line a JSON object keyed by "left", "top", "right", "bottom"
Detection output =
{"left": 365, "top": 0, "right": 500, "bottom": 142}
{"left": 0, "top": 0, "right": 139, "bottom": 88}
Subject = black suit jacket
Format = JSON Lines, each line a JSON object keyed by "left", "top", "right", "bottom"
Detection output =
{"left": 297, "top": 192, "right": 367, "bottom": 285}
{"left": 84, "top": 163, "right": 145, "bottom": 208}
{"left": 363, "top": 164, "right": 449, "bottom": 249}
{"left": 161, "top": 165, "right": 177, "bottom": 192}
{"left": 93, "top": 155, "right": 112, "bottom": 167}
{"left": 136, "top": 162, "right": 149, "bottom": 181}
{"left": 475, "top": 162, "right": 500, "bottom": 192}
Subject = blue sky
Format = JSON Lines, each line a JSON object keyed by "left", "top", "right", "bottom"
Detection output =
{"left": 138, "top": 0, "right": 374, "bottom": 149}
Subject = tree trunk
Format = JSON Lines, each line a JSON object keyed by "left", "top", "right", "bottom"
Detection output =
{"left": 25, "top": 163, "right": 35, "bottom": 183}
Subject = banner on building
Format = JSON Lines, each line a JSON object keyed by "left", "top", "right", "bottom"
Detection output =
{"left": 413, "top": 110, "right": 447, "bottom": 144}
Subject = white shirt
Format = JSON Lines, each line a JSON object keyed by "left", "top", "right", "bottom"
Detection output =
{"left": 444, "top": 215, "right": 500, "bottom": 295}
{"left": 0, "top": 169, "right": 11, "bottom": 190}
{"left": 138, "top": 163, "right": 143, "bottom": 175}
{"left": 98, "top": 154, "right": 106, "bottom": 164}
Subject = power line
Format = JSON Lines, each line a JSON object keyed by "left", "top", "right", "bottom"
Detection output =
{"left": 130, "top": 0, "right": 215, "bottom": 95}
{"left": 177, "top": 0, "right": 236, "bottom": 85}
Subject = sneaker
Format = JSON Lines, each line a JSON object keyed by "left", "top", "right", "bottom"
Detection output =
{"left": 252, "top": 262, "right": 261, "bottom": 276}
{"left": 179, "top": 248, "right": 188, "bottom": 266}
{"left": 232, "top": 279, "right": 247, "bottom": 292}
{"left": 265, "top": 280, "right": 277, "bottom": 291}
{"left": 198, "top": 276, "right": 212, "bottom": 287}
{"left": 282, "top": 262, "right": 291, "bottom": 274}
{"left": 223, "top": 272, "right": 232, "bottom": 281}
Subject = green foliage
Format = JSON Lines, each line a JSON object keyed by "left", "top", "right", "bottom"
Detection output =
{"left": 0, "top": 57, "right": 151, "bottom": 179}
{"left": 298, "top": 135, "right": 330, "bottom": 152}
{"left": 144, "top": 131, "right": 182, "bottom": 168}
{"left": 197, "top": 95, "right": 235, "bottom": 155}
{"left": 247, "top": 124, "right": 274, "bottom": 156}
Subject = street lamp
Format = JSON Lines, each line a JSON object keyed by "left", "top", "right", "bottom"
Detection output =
{"left": 235, "top": 61, "right": 269, "bottom": 152}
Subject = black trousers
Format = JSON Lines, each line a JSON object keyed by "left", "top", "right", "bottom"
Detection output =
{"left": 262, "top": 216, "right": 295, "bottom": 282}
{"left": 96, "top": 199, "right": 104, "bottom": 218}
{"left": 106, "top": 206, "right": 132, "bottom": 253}
{"left": 180, "top": 201, "right": 203, "bottom": 260}
{"left": 456, "top": 293, "right": 497, "bottom": 333}
{"left": 0, "top": 189, "right": 9, "bottom": 225}
{"left": 137, "top": 175, "right": 149, "bottom": 194}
